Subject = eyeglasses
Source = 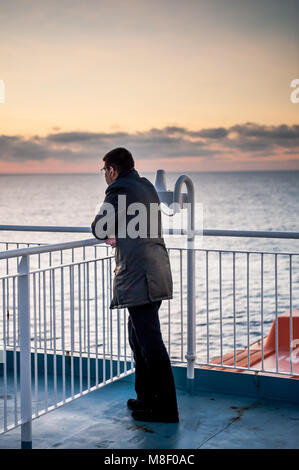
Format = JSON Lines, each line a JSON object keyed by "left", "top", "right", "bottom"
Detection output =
{"left": 100, "top": 166, "right": 109, "bottom": 172}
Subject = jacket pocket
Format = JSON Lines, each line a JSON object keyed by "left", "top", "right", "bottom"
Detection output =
{"left": 145, "top": 270, "right": 173, "bottom": 302}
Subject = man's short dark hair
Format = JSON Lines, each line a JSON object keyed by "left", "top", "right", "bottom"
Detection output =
{"left": 103, "top": 147, "right": 135, "bottom": 173}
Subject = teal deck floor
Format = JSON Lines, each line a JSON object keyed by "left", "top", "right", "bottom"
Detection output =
{"left": 1, "top": 372, "right": 299, "bottom": 449}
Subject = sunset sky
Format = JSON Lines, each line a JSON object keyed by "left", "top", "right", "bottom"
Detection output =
{"left": 0, "top": 0, "right": 298, "bottom": 173}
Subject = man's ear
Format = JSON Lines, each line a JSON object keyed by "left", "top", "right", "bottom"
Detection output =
{"left": 111, "top": 166, "right": 118, "bottom": 179}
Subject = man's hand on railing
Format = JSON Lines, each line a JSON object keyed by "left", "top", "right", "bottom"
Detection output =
{"left": 105, "top": 237, "right": 116, "bottom": 248}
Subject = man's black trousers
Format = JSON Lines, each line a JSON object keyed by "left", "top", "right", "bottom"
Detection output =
{"left": 127, "top": 300, "right": 179, "bottom": 417}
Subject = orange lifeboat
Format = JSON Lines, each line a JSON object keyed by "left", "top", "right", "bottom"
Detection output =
{"left": 203, "top": 309, "right": 299, "bottom": 378}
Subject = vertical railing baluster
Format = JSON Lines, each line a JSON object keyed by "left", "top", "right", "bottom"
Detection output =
{"left": 69, "top": 265, "right": 75, "bottom": 398}
{"left": 18, "top": 256, "right": 32, "bottom": 449}
{"left": 38, "top": 254, "right": 41, "bottom": 350}
{"left": 12, "top": 277, "right": 18, "bottom": 425}
{"left": 43, "top": 271, "right": 48, "bottom": 412}
{"left": 94, "top": 260, "right": 99, "bottom": 386}
{"left": 124, "top": 308, "right": 127, "bottom": 374}
{"left": 290, "top": 254, "right": 293, "bottom": 375}
{"left": 6, "top": 248, "right": 9, "bottom": 346}
{"left": 275, "top": 254, "right": 278, "bottom": 373}
{"left": 83, "top": 258, "right": 86, "bottom": 354}
{"left": 49, "top": 253, "right": 52, "bottom": 350}
{"left": 261, "top": 253, "right": 264, "bottom": 371}
{"left": 233, "top": 252, "right": 236, "bottom": 368}
{"left": 2, "top": 278, "right": 8, "bottom": 434}
{"left": 102, "top": 260, "right": 106, "bottom": 383}
{"left": 78, "top": 264, "right": 83, "bottom": 395}
{"left": 186, "top": 238, "right": 196, "bottom": 379}
{"left": 117, "top": 308, "right": 120, "bottom": 377}
{"left": 109, "top": 258, "right": 113, "bottom": 380}
{"left": 106, "top": 255, "right": 110, "bottom": 355}
{"left": 87, "top": 262, "right": 91, "bottom": 391}
{"left": 247, "top": 252, "right": 250, "bottom": 369}
{"left": 16, "top": 246, "right": 20, "bottom": 345}
{"left": 180, "top": 249, "right": 183, "bottom": 362}
{"left": 61, "top": 266, "right": 66, "bottom": 403}
{"left": 33, "top": 272, "right": 39, "bottom": 417}
{"left": 206, "top": 250, "right": 209, "bottom": 364}
{"left": 219, "top": 251, "right": 223, "bottom": 365}
{"left": 52, "top": 269, "right": 57, "bottom": 406}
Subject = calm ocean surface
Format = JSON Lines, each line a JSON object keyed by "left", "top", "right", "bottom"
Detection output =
{"left": 1, "top": 171, "right": 299, "bottom": 362}
{"left": 0, "top": 170, "right": 299, "bottom": 250}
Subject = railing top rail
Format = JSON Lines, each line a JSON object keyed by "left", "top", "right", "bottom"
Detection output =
{"left": 1, "top": 225, "right": 299, "bottom": 240}
{"left": 199, "top": 229, "right": 299, "bottom": 240}
{"left": 0, "top": 237, "right": 103, "bottom": 260}
{"left": 0, "top": 225, "right": 91, "bottom": 233}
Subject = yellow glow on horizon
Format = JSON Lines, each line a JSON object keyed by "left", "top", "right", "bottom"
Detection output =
{"left": 0, "top": 1, "right": 298, "bottom": 172}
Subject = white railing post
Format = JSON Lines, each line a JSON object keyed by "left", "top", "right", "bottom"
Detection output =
{"left": 155, "top": 171, "right": 197, "bottom": 380}
{"left": 183, "top": 179, "right": 196, "bottom": 380}
{"left": 18, "top": 255, "right": 32, "bottom": 449}
{"left": 186, "top": 244, "right": 196, "bottom": 380}
{"left": 173, "top": 174, "right": 196, "bottom": 380}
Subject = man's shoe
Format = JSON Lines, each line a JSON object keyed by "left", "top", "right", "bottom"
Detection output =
{"left": 127, "top": 398, "right": 151, "bottom": 412}
{"left": 131, "top": 409, "right": 179, "bottom": 423}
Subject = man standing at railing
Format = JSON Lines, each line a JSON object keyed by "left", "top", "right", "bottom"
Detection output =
{"left": 91, "top": 147, "right": 179, "bottom": 424}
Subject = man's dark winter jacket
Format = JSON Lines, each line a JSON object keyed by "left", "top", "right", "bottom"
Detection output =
{"left": 91, "top": 168, "right": 173, "bottom": 309}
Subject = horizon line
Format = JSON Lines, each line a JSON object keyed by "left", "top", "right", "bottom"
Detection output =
{"left": 1, "top": 168, "right": 299, "bottom": 176}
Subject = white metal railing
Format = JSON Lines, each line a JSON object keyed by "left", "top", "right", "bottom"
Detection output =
{"left": 1, "top": 225, "right": 299, "bottom": 448}
{"left": 191, "top": 248, "right": 299, "bottom": 373}
{"left": 2, "top": 224, "right": 299, "bottom": 238}
{"left": 0, "top": 237, "right": 135, "bottom": 448}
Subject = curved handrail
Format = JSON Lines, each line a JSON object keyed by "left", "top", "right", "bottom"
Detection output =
{"left": 0, "top": 237, "right": 104, "bottom": 260}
